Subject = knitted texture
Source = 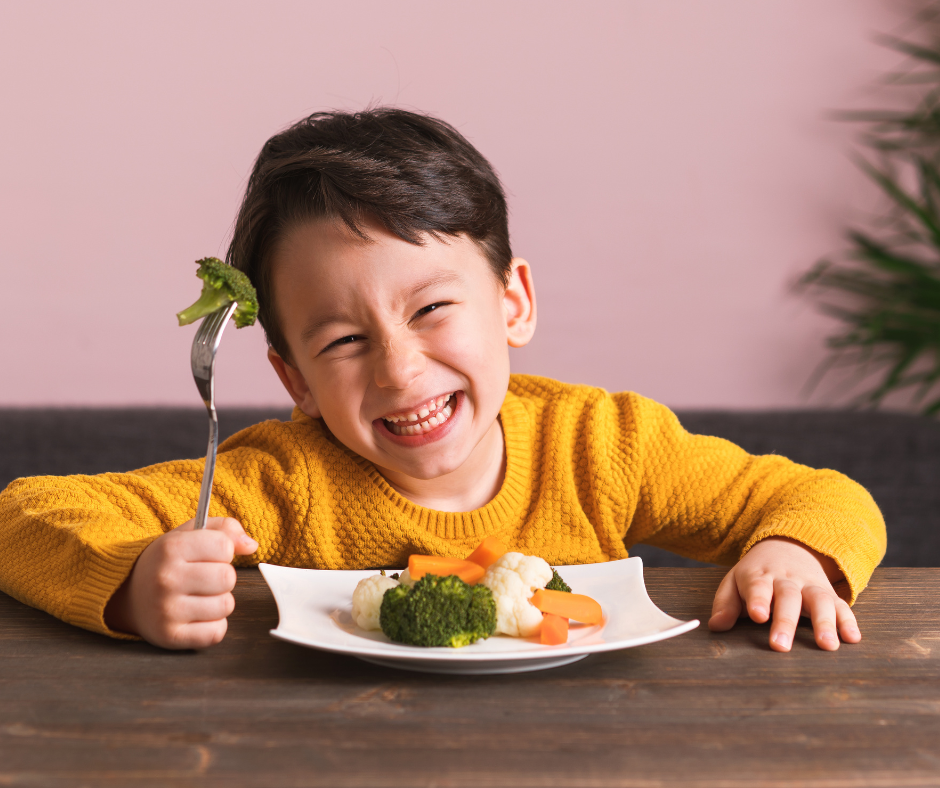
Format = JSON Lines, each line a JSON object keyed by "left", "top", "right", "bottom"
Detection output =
{"left": 0, "top": 374, "right": 886, "bottom": 638}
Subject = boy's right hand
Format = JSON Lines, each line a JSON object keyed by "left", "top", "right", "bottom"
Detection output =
{"left": 104, "top": 517, "right": 259, "bottom": 650}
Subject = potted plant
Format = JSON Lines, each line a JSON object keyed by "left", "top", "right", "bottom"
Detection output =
{"left": 801, "top": 31, "right": 940, "bottom": 416}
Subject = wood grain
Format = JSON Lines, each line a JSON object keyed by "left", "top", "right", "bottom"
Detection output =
{"left": 1, "top": 568, "right": 938, "bottom": 788}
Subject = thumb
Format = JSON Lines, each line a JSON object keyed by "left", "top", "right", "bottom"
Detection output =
{"left": 203, "top": 516, "right": 259, "bottom": 556}
{"left": 708, "top": 568, "right": 743, "bottom": 632}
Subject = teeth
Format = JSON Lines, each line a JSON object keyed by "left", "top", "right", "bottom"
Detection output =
{"left": 384, "top": 394, "right": 456, "bottom": 436}
{"left": 384, "top": 394, "right": 453, "bottom": 424}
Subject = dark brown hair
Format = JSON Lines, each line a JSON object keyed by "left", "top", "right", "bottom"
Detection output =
{"left": 226, "top": 107, "right": 512, "bottom": 364}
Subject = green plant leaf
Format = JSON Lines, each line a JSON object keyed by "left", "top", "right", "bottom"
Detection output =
{"left": 877, "top": 34, "right": 940, "bottom": 67}
{"left": 855, "top": 156, "right": 940, "bottom": 245}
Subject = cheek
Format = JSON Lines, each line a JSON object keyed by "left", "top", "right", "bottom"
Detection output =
{"left": 433, "top": 311, "right": 509, "bottom": 381}
{"left": 307, "top": 364, "right": 368, "bottom": 422}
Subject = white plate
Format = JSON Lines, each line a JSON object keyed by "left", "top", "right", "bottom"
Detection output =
{"left": 259, "top": 557, "right": 699, "bottom": 675}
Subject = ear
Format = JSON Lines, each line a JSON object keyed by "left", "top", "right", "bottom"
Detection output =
{"left": 267, "top": 347, "right": 322, "bottom": 419}
{"left": 503, "top": 258, "right": 537, "bottom": 348}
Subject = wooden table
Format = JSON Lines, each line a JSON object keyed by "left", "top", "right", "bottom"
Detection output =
{"left": 1, "top": 568, "right": 938, "bottom": 788}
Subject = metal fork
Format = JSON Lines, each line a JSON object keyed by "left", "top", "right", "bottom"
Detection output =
{"left": 190, "top": 302, "right": 239, "bottom": 530}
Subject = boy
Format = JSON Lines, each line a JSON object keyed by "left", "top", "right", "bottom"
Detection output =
{"left": 0, "top": 109, "right": 885, "bottom": 653}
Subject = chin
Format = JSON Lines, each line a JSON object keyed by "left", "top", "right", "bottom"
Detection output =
{"left": 383, "top": 445, "right": 471, "bottom": 480}
{"left": 396, "top": 458, "right": 465, "bottom": 481}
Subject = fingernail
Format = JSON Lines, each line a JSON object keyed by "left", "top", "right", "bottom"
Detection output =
{"left": 772, "top": 632, "right": 790, "bottom": 649}
{"left": 752, "top": 606, "right": 768, "bottom": 619}
{"left": 821, "top": 632, "right": 838, "bottom": 647}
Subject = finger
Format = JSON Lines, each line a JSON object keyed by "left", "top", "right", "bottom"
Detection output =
{"left": 205, "top": 517, "right": 259, "bottom": 556}
{"left": 741, "top": 574, "right": 774, "bottom": 624}
{"left": 804, "top": 585, "right": 839, "bottom": 651}
{"left": 177, "top": 517, "right": 259, "bottom": 556}
{"left": 174, "top": 528, "right": 237, "bottom": 564}
{"left": 769, "top": 579, "right": 803, "bottom": 652}
{"left": 835, "top": 598, "right": 861, "bottom": 644}
{"left": 177, "top": 562, "right": 237, "bottom": 597}
{"left": 176, "top": 591, "right": 236, "bottom": 624}
{"left": 146, "top": 589, "right": 236, "bottom": 632}
{"left": 708, "top": 570, "right": 744, "bottom": 631}
{"left": 165, "top": 618, "right": 230, "bottom": 650}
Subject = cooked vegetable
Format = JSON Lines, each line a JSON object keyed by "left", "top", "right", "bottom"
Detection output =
{"left": 530, "top": 588, "right": 603, "bottom": 624}
{"left": 545, "top": 569, "right": 571, "bottom": 593}
{"left": 176, "top": 257, "right": 259, "bottom": 329}
{"left": 354, "top": 549, "right": 588, "bottom": 648}
{"left": 465, "top": 536, "right": 507, "bottom": 570}
{"left": 379, "top": 574, "right": 496, "bottom": 648}
{"left": 396, "top": 568, "right": 416, "bottom": 587}
{"left": 408, "top": 555, "right": 485, "bottom": 585}
{"left": 480, "top": 552, "right": 554, "bottom": 637}
{"left": 540, "top": 613, "right": 569, "bottom": 645}
{"left": 351, "top": 573, "right": 400, "bottom": 631}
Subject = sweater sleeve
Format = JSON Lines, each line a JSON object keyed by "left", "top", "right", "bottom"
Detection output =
{"left": 0, "top": 418, "right": 310, "bottom": 638}
{"left": 616, "top": 394, "right": 886, "bottom": 603}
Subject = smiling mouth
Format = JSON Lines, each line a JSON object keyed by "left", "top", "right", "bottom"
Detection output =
{"left": 382, "top": 393, "right": 457, "bottom": 436}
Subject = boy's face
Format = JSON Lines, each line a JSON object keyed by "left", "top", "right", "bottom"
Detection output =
{"left": 267, "top": 219, "right": 536, "bottom": 489}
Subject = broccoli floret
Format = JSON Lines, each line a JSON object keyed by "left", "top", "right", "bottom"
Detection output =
{"left": 379, "top": 574, "right": 496, "bottom": 648}
{"left": 545, "top": 569, "right": 572, "bottom": 593}
{"left": 176, "top": 257, "right": 259, "bottom": 329}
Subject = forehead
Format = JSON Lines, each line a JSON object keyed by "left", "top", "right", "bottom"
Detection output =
{"left": 271, "top": 218, "right": 493, "bottom": 303}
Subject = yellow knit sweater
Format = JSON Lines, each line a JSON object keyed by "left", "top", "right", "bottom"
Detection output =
{"left": 0, "top": 375, "right": 886, "bottom": 639}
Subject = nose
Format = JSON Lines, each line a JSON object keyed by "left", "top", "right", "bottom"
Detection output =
{"left": 373, "top": 336, "right": 426, "bottom": 390}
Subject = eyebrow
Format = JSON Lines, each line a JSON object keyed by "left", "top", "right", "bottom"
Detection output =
{"left": 299, "top": 312, "right": 351, "bottom": 345}
{"left": 298, "top": 270, "right": 464, "bottom": 346}
{"left": 402, "top": 271, "right": 463, "bottom": 302}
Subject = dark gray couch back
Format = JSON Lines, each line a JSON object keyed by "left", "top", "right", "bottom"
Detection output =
{"left": 1, "top": 408, "right": 937, "bottom": 567}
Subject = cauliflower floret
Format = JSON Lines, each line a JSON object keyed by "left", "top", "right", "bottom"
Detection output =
{"left": 480, "top": 552, "right": 554, "bottom": 637}
{"left": 397, "top": 568, "right": 416, "bottom": 588}
{"left": 351, "top": 574, "right": 399, "bottom": 631}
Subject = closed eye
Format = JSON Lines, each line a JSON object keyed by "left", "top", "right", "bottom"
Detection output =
{"left": 413, "top": 302, "right": 451, "bottom": 320}
{"left": 322, "top": 335, "right": 362, "bottom": 353}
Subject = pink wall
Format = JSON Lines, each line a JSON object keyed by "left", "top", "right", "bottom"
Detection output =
{"left": 0, "top": 1, "right": 901, "bottom": 409}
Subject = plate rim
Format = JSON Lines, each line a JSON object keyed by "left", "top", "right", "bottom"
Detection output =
{"left": 267, "top": 617, "right": 700, "bottom": 661}
{"left": 259, "top": 558, "right": 699, "bottom": 665}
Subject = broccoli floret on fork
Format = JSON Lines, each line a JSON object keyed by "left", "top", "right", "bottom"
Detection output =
{"left": 176, "top": 257, "right": 259, "bottom": 329}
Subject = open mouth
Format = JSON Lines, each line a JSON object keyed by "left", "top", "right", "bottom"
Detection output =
{"left": 381, "top": 393, "right": 457, "bottom": 437}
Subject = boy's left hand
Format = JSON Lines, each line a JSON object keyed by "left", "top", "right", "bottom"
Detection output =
{"left": 708, "top": 536, "right": 861, "bottom": 652}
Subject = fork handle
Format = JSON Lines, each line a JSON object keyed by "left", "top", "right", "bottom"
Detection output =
{"left": 193, "top": 406, "right": 219, "bottom": 530}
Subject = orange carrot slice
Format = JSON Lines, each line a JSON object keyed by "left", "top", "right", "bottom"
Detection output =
{"left": 465, "top": 536, "right": 507, "bottom": 570}
{"left": 530, "top": 588, "right": 603, "bottom": 624}
{"left": 408, "top": 555, "right": 485, "bottom": 585}
{"left": 540, "top": 613, "right": 569, "bottom": 645}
